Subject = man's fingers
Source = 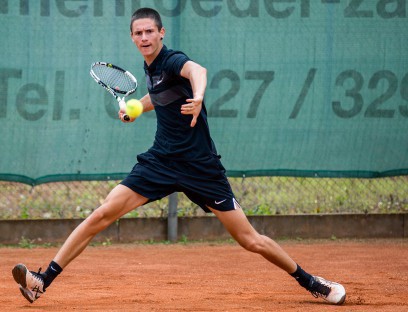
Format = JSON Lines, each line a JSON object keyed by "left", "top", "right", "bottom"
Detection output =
{"left": 190, "top": 115, "right": 198, "bottom": 127}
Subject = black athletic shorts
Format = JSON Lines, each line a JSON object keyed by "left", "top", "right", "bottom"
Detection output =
{"left": 120, "top": 152, "right": 240, "bottom": 213}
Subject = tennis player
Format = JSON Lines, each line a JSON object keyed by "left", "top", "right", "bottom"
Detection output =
{"left": 12, "top": 7, "right": 346, "bottom": 305}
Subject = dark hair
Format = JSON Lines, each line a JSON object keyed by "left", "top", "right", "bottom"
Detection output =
{"left": 130, "top": 8, "right": 163, "bottom": 32}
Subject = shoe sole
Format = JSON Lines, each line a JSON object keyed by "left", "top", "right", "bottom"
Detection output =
{"left": 336, "top": 293, "right": 346, "bottom": 305}
{"left": 19, "top": 286, "right": 34, "bottom": 303}
{"left": 12, "top": 264, "right": 35, "bottom": 303}
{"left": 12, "top": 264, "right": 28, "bottom": 288}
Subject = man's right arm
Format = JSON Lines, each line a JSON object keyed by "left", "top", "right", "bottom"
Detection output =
{"left": 119, "top": 93, "right": 154, "bottom": 122}
{"left": 139, "top": 93, "right": 155, "bottom": 113}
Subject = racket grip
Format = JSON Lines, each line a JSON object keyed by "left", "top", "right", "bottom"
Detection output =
{"left": 123, "top": 114, "right": 130, "bottom": 121}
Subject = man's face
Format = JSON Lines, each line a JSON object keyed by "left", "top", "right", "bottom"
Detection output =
{"left": 130, "top": 18, "right": 165, "bottom": 64}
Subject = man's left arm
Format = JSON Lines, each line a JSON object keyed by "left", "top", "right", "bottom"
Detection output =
{"left": 180, "top": 61, "right": 207, "bottom": 127}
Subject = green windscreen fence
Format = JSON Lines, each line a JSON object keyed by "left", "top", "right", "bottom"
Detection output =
{"left": 0, "top": 0, "right": 407, "bottom": 185}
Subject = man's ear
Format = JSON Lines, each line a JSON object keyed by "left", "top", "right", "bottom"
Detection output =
{"left": 160, "top": 27, "right": 165, "bottom": 41}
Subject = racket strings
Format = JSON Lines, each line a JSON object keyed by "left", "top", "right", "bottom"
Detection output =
{"left": 93, "top": 65, "right": 136, "bottom": 93}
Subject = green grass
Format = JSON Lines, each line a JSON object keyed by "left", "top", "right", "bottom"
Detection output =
{"left": 0, "top": 176, "right": 407, "bottom": 219}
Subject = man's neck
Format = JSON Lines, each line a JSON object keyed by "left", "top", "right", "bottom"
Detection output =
{"left": 144, "top": 44, "right": 164, "bottom": 66}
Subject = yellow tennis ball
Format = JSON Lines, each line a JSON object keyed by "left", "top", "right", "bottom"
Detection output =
{"left": 126, "top": 99, "right": 143, "bottom": 119}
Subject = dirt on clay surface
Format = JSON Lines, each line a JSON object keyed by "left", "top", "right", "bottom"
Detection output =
{"left": 0, "top": 239, "right": 407, "bottom": 311}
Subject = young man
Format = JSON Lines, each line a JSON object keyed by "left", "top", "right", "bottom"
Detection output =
{"left": 12, "top": 8, "right": 346, "bottom": 305}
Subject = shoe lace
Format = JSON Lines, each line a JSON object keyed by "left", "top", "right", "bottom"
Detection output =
{"left": 30, "top": 268, "right": 44, "bottom": 285}
{"left": 309, "top": 278, "right": 331, "bottom": 299}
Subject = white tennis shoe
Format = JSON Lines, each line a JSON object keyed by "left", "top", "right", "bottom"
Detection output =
{"left": 12, "top": 264, "right": 45, "bottom": 303}
{"left": 308, "top": 276, "right": 346, "bottom": 305}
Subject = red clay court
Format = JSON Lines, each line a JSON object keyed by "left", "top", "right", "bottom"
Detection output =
{"left": 1, "top": 239, "right": 407, "bottom": 311}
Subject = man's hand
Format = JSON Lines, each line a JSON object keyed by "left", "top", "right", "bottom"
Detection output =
{"left": 118, "top": 109, "right": 135, "bottom": 123}
{"left": 181, "top": 95, "right": 203, "bottom": 127}
{"left": 180, "top": 60, "right": 207, "bottom": 128}
{"left": 117, "top": 94, "right": 153, "bottom": 123}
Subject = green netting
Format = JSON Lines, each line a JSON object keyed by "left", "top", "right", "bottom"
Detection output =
{"left": 0, "top": 1, "right": 407, "bottom": 185}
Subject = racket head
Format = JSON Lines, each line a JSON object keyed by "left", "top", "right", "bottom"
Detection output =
{"left": 90, "top": 62, "right": 138, "bottom": 97}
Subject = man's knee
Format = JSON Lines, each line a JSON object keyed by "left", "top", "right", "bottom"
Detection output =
{"left": 85, "top": 207, "right": 114, "bottom": 233}
{"left": 237, "top": 234, "right": 265, "bottom": 253}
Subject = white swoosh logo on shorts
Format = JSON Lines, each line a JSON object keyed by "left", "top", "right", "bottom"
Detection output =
{"left": 215, "top": 199, "right": 227, "bottom": 205}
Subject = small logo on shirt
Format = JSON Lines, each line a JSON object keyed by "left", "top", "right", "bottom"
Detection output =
{"left": 155, "top": 75, "right": 164, "bottom": 86}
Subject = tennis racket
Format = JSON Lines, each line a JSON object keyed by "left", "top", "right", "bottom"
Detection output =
{"left": 90, "top": 62, "right": 138, "bottom": 121}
